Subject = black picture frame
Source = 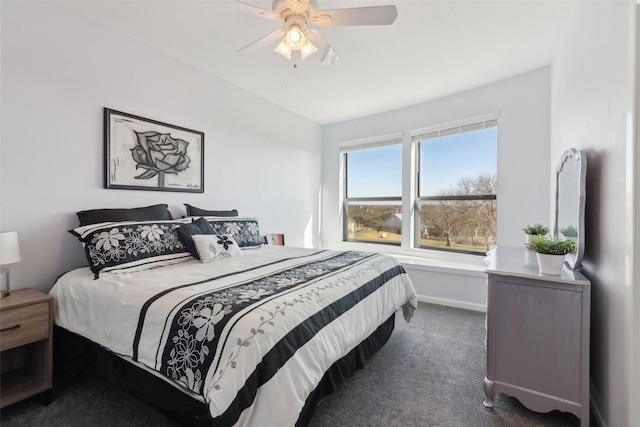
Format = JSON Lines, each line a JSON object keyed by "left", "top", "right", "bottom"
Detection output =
{"left": 104, "top": 108, "right": 204, "bottom": 193}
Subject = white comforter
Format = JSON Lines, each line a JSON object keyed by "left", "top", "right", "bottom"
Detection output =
{"left": 50, "top": 246, "right": 417, "bottom": 426}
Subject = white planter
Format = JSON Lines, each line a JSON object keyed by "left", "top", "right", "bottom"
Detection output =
{"left": 525, "top": 234, "right": 537, "bottom": 245}
{"left": 535, "top": 252, "right": 566, "bottom": 275}
{"left": 524, "top": 248, "right": 537, "bottom": 266}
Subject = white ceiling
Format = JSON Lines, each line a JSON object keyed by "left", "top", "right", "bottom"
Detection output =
{"left": 59, "top": 0, "right": 575, "bottom": 124}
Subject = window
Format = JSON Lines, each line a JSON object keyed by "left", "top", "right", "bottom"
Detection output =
{"left": 342, "top": 136, "right": 402, "bottom": 245}
{"left": 340, "top": 117, "right": 498, "bottom": 255}
{"left": 414, "top": 120, "right": 497, "bottom": 254}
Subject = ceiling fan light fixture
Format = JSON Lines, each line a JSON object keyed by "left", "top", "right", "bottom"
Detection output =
{"left": 284, "top": 24, "right": 306, "bottom": 50}
{"left": 274, "top": 38, "right": 292, "bottom": 59}
{"left": 300, "top": 39, "right": 318, "bottom": 60}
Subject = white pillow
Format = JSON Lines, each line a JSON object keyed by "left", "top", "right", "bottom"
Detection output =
{"left": 192, "top": 234, "right": 243, "bottom": 263}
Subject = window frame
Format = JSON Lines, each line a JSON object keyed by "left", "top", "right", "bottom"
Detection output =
{"left": 339, "top": 114, "right": 498, "bottom": 256}
{"left": 412, "top": 117, "right": 498, "bottom": 255}
{"left": 341, "top": 133, "right": 403, "bottom": 246}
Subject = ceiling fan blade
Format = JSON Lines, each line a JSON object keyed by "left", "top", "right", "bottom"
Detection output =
{"left": 235, "top": 0, "right": 282, "bottom": 21}
{"left": 310, "top": 5, "right": 397, "bottom": 26}
{"left": 308, "top": 29, "right": 340, "bottom": 66}
{"left": 236, "top": 29, "right": 284, "bottom": 54}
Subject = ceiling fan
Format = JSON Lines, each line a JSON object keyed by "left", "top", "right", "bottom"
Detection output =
{"left": 236, "top": 0, "right": 397, "bottom": 67}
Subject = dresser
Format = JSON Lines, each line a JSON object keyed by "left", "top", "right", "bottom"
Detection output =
{"left": 0, "top": 288, "right": 53, "bottom": 408}
{"left": 482, "top": 246, "right": 590, "bottom": 426}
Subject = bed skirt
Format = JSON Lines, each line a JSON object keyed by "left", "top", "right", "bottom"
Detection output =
{"left": 54, "top": 313, "right": 396, "bottom": 427}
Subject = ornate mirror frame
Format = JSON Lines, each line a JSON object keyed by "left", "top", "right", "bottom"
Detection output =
{"left": 554, "top": 148, "right": 587, "bottom": 270}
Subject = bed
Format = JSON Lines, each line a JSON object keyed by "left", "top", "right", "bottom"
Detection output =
{"left": 50, "top": 209, "right": 417, "bottom": 426}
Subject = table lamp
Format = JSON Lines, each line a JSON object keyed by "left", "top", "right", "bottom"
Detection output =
{"left": 0, "top": 231, "right": 21, "bottom": 298}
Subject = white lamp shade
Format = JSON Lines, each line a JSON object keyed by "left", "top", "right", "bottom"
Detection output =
{"left": 0, "top": 231, "right": 21, "bottom": 265}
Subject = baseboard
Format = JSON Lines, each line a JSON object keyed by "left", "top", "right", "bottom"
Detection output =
{"left": 416, "top": 295, "right": 486, "bottom": 312}
{"left": 590, "top": 379, "right": 608, "bottom": 427}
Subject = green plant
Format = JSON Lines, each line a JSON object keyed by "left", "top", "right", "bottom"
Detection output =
{"left": 560, "top": 225, "right": 578, "bottom": 237}
{"left": 522, "top": 223, "right": 550, "bottom": 235}
{"left": 529, "top": 235, "right": 577, "bottom": 255}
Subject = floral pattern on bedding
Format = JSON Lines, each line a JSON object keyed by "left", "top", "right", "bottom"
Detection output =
{"left": 162, "top": 251, "right": 375, "bottom": 394}
{"left": 202, "top": 217, "right": 263, "bottom": 248}
{"left": 71, "top": 220, "right": 191, "bottom": 276}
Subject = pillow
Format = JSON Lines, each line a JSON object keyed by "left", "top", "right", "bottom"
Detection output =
{"left": 176, "top": 217, "right": 216, "bottom": 259}
{"left": 185, "top": 204, "right": 238, "bottom": 217}
{"left": 70, "top": 219, "right": 191, "bottom": 277}
{"left": 202, "top": 217, "right": 263, "bottom": 248}
{"left": 192, "top": 234, "right": 243, "bottom": 263}
{"left": 76, "top": 204, "right": 173, "bottom": 226}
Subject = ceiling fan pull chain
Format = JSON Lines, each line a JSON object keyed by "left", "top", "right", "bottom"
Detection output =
{"left": 292, "top": 50, "right": 302, "bottom": 68}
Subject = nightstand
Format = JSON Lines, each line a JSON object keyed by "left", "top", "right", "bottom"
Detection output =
{"left": 0, "top": 288, "right": 53, "bottom": 408}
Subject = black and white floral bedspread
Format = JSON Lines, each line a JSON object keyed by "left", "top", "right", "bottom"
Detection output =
{"left": 51, "top": 246, "right": 417, "bottom": 426}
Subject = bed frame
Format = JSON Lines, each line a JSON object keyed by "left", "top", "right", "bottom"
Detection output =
{"left": 54, "top": 314, "right": 396, "bottom": 426}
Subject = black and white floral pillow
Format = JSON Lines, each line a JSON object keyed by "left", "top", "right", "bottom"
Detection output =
{"left": 201, "top": 217, "right": 263, "bottom": 248}
{"left": 70, "top": 219, "right": 192, "bottom": 277}
{"left": 192, "top": 234, "right": 243, "bottom": 263}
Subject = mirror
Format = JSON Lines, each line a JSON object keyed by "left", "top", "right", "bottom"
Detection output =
{"left": 554, "top": 148, "right": 587, "bottom": 270}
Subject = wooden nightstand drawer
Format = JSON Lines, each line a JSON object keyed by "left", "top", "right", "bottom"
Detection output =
{"left": 0, "top": 302, "right": 50, "bottom": 351}
{"left": 0, "top": 289, "right": 53, "bottom": 408}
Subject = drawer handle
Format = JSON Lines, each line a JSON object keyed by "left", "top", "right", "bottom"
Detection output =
{"left": 0, "top": 324, "right": 21, "bottom": 333}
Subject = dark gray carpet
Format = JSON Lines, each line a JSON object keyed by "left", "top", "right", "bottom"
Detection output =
{"left": 0, "top": 304, "right": 583, "bottom": 426}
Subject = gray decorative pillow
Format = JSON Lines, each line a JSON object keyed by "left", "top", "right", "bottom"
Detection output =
{"left": 192, "top": 234, "right": 243, "bottom": 263}
{"left": 202, "top": 217, "right": 263, "bottom": 248}
{"left": 70, "top": 219, "right": 192, "bottom": 277}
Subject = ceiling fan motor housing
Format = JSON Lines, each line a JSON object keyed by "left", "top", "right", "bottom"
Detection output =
{"left": 273, "top": 0, "right": 316, "bottom": 19}
{"left": 285, "top": 14, "right": 309, "bottom": 31}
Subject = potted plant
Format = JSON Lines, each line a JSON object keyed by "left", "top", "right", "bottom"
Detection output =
{"left": 522, "top": 223, "right": 550, "bottom": 245}
{"left": 560, "top": 225, "right": 578, "bottom": 243}
{"left": 528, "top": 235, "right": 578, "bottom": 275}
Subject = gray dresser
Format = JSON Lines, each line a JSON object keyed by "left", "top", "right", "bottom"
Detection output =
{"left": 483, "top": 245, "right": 590, "bottom": 426}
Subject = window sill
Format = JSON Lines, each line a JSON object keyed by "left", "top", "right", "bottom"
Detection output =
{"left": 321, "top": 242, "right": 487, "bottom": 278}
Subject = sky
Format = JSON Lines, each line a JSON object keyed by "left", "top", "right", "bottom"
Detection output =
{"left": 347, "top": 128, "right": 497, "bottom": 198}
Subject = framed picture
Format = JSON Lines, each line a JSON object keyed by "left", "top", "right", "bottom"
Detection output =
{"left": 104, "top": 108, "right": 204, "bottom": 193}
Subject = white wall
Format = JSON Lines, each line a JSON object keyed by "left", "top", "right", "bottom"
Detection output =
{"left": 550, "top": 1, "right": 638, "bottom": 426}
{"left": 0, "top": 1, "right": 322, "bottom": 292}
{"left": 633, "top": 5, "right": 640, "bottom": 423}
{"left": 321, "top": 68, "right": 552, "bottom": 307}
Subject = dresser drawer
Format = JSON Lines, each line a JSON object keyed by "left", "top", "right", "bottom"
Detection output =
{"left": 0, "top": 302, "right": 50, "bottom": 350}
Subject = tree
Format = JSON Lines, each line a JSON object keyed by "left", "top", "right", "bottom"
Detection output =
{"left": 422, "top": 200, "right": 466, "bottom": 247}
{"left": 421, "top": 173, "right": 497, "bottom": 250}
{"left": 352, "top": 215, "right": 366, "bottom": 227}
{"left": 455, "top": 174, "right": 497, "bottom": 250}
